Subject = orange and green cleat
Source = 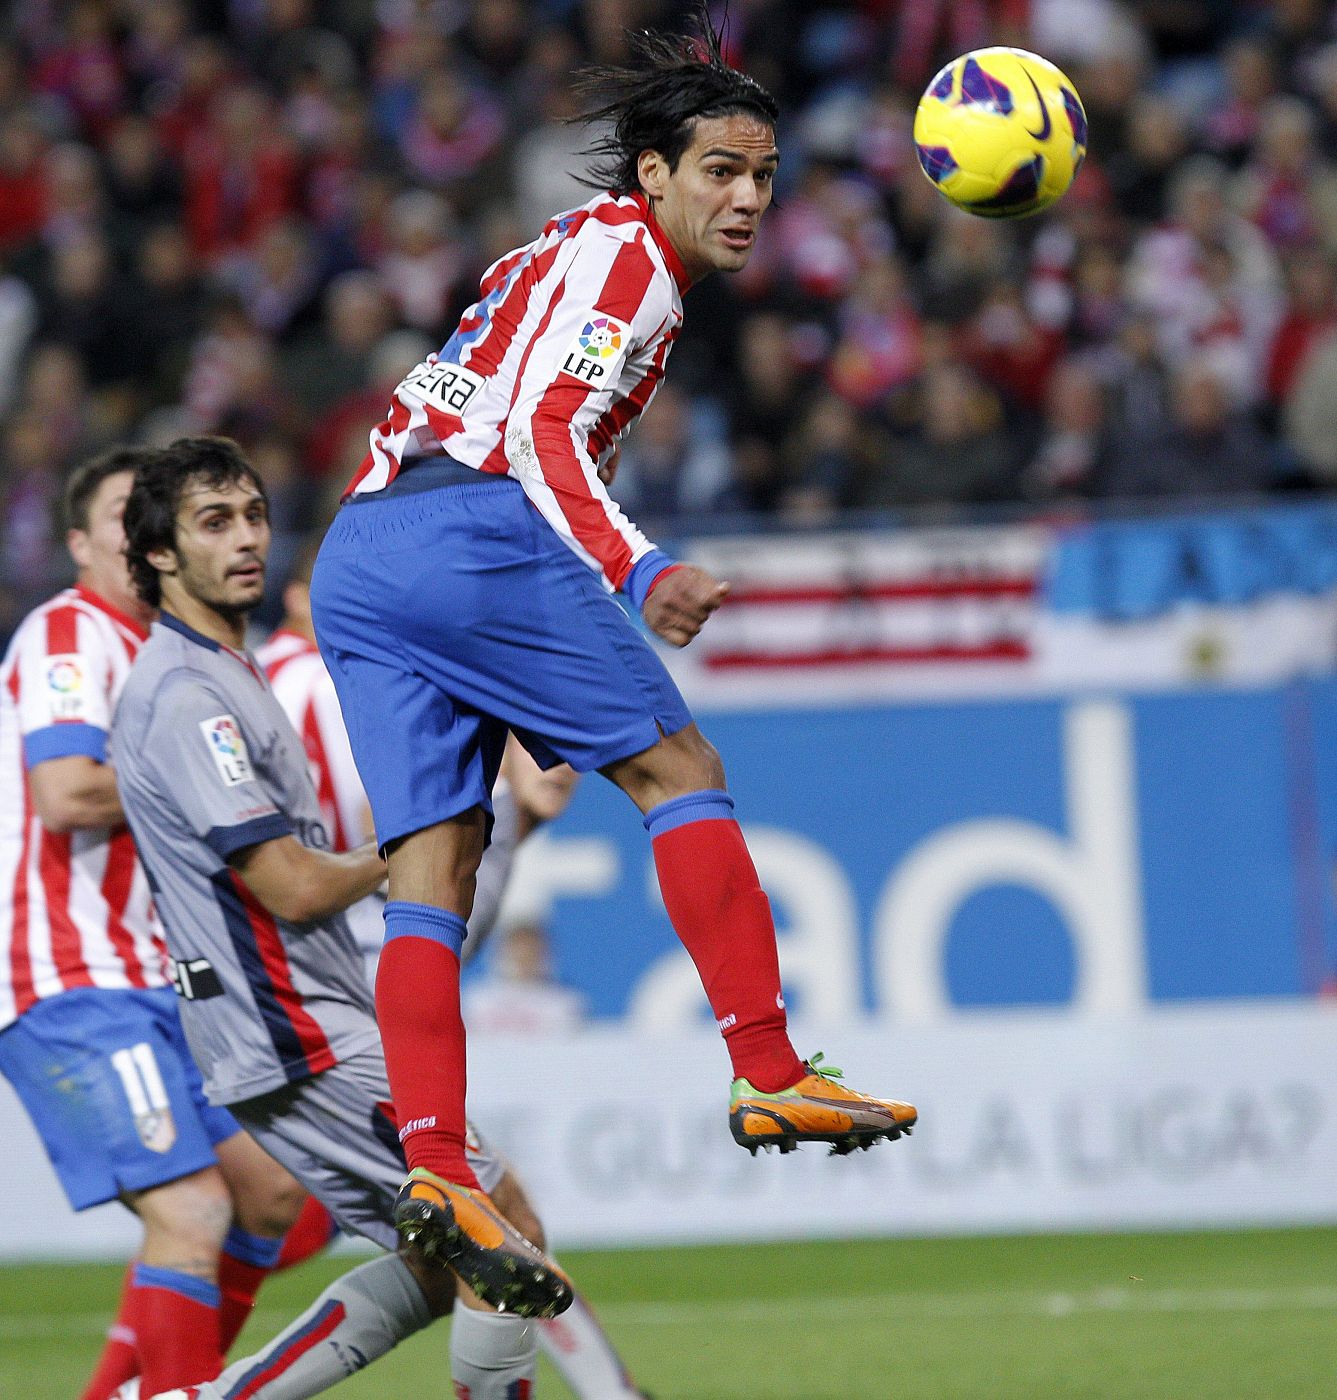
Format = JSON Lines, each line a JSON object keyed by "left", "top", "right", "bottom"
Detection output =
{"left": 393, "top": 1167, "right": 574, "bottom": 1318}
{"left": 729, "top": 1054, "right": 917, "bottom": 1156}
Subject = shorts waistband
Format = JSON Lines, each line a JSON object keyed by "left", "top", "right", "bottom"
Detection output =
{"left": 346, "top": 456, "right": 501, "bottom": 501}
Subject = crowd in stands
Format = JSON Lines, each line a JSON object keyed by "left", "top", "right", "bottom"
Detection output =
{"left": 3, "top": 0, "right": 1337, "bottom": 634}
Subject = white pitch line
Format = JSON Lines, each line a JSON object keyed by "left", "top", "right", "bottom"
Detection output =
{"left": 4, "top": 1287, "right": 1336, "bottom": 1342}
{"left": 592, "top": 1285, "right": 1337, "bottom": 1327}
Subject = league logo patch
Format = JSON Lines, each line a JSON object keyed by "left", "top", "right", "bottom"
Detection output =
{"left": 200, "top": 714, "right": 255, "bottom": 786}
{"left": 45, "top": 654, "right": 87, "bottom": 721}
{"left": 559, "top": 313, "right": 630, "bottom": 387}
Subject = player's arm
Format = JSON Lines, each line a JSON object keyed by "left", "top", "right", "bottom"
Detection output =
{"left": 28, "top": 755, "right": 125, "bottom": 832}
{"left": 16, "top": 604, "right": 126, "bottom": 830}
{"left": 228, "top": 836, "right": 385, "bottom": 926}
{"left": 139, "top": 674, "right": 385, "bottom": 924}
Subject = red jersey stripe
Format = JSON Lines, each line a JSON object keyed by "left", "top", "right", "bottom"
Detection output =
{"left": 100, "top": 828, "right": 147, "bottom": 989}
{"left": 40, "top": 827, "right": 94, "bottom": 990}
{"left": 229, "top": 871, "right": 337, "bottom": 1077}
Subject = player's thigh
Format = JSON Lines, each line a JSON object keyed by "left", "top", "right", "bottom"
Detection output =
{"left": 0, "top": 987, "right": 233, "bottom": 1211}
{"left": 227, "top": 1050, "right": 406, "bottom": 1252}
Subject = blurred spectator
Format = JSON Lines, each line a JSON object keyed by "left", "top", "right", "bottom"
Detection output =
{"left": 1100, "top": 356, "right": 1278, "bottom": 499}
{"left": 1024, "top": 356, "right": 1113, "bottom": 499}
{"left": 1232, "top": 96, "right": 1337, "bottom": 255}
{"left": 184, "top": 85, "right": 299, "bottom": 261}
{"left": 859, "top": 361, "right": 1018, "bottom": 509}
{"left": 614, "top": 382, "right": 732, "bottom": 519}
{"left": 1284, "top": 324, "right": 1337, "bottom": 484}
{"left": 463, "top": 920, "right": 587, "bottom": 1036}
{"left": 376, "top": 188, "right": 468, "bottom": 333}
{"left": 726, "top": 310, "right": 818, "bottom": 514}
{"left": 1267, "top": 247, "right": 1337, "bottom": 407}
{"left": 283, "top": 269, "right": 394, "bottom": 420}
{"left": 828, "top": 257, "right": 922, "bottom": 411}
{"left": 1106, "top": 94, "right": 1191, "bottom": 224}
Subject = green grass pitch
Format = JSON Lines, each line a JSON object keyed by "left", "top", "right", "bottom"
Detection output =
{"left": 3, "top": 1227, "right": 1335, "bottom": 1398}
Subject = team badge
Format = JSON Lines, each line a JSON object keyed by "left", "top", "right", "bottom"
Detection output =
{"left": 200, "top": 714, "right": 255, "bottom": 786}
{"left": 560, "top": 313, "right": 630, "bottom": 387}
{"left": 45, "top": 654, "right": 87, "bottom": 720}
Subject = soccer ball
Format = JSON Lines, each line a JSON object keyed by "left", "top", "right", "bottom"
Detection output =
{"left": 913, "top": 47, "right": 1087, "bottom": 218}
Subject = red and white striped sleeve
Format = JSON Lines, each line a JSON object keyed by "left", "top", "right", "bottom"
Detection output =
{"left": 15, "top": 602, "right": 115, "bottom": 769}
{"left": 504, "top": 226, "right": 680, "bottom": 604}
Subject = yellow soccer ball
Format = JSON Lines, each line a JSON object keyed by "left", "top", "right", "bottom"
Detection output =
{"left": 912, "top": 47, "right": 1088, "bottom": 218}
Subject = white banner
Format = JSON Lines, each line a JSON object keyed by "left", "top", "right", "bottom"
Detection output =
{"left": 3, "top": 1004, "right": 1335, "bottom": 1258}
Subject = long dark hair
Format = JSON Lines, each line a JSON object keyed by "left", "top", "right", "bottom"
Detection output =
{"left": 574, "top": 3, "right": 778, "bottom": 196}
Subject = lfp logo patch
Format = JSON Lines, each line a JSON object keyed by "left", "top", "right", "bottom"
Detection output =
{"left": 200, "top": 714, "right": 254, "bottom": 786}
{"left": 45, "top": 654, "right": 87, "bottom": 720}
{"left": 560, "top": 313, "right": 629, "bottom": 386}
{"left": 578, "top": 317, "right": 623, "bottom": 359}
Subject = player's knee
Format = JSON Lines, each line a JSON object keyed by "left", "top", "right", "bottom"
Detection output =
{"left": 135, "top": 1167, "right": 234, "bottom": 1261}
{"left": 233, "top": 1175, "right": 308, "bottom": 1239}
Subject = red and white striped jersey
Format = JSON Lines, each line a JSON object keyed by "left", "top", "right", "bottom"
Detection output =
{"left": 345, "top": 190, "right": 689, "bottom": 594}
{"left": 255, "top": 628, "right": 366, "bottom": 855}
{"left": 0, "top": 586, "right": 167, "bottom": 1028}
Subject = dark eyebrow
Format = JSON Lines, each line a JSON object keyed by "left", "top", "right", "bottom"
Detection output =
{"left": 700, "top": 147, "right": 780, "bottom": 165}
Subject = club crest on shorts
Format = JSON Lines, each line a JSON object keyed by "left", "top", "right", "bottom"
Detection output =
{"left": 560, "top": 314, "right": 629, "bottom": 386}
{"left": 200, "top": 714, "right": 254, "bottom": 785}
{"left": 135, "top": 1106, "right": 178, "bottom": 1154}
{"left": 45, "top": 654, "right": 88, "bottom": 720}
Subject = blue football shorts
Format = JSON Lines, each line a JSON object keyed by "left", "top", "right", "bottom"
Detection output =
{"left": 310, "top": 460, "right": 694, "bottom": 849}
{"left": 0, "top": 986, "right": 241, "bottom": 1210}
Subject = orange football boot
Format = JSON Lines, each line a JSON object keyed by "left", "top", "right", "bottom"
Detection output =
{"left": 393, "top": 1168, "right": 573, "bottom": 1317}
{"left": 729, "top": 1054, "right": 917, "bottom": 1155}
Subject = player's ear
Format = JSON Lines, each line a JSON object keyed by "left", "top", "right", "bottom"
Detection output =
{"left": 146, "top": 545, "right": 178, "bottom": 579}
{"left": 638, "top": 149, "right": 670, "bottom": 200}
{"left": 67, "top": 528, "right": 91, "bottom": 571}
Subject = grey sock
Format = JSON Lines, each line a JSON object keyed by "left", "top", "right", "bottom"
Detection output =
{"left": 449, "top": 1304, "right": 538, "bottom": 1399}
{"left": 539, "top": 1291, "right": 645, "bottom": 1398}
{"left": 194, "top": 1254, "right": 432, "bottom": 1399}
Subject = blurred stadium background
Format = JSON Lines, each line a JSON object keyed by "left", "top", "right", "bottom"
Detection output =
{"left": 4, "top": 0, "right": 1337, "bottom": 1395}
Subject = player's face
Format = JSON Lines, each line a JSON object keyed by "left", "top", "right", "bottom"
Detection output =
{"left": 642, "top": 113, "right": 778, "bottom": 284}
{"left": 161, "top": 476, "right": 271, "bottom": 617}
{"left": 68, "top": 470, "right": 144, "bottom": 618}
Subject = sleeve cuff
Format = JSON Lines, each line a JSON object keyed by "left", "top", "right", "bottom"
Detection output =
{"left": 623, "top": 549, "right": 679, "bottom": 612}
{"left": 23, "top": 724, "right": 107, "bottom": 769}
{"left": 207, "top": 811, "right": 293, "bottom": 861}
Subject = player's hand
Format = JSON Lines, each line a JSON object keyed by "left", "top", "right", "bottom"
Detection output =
{"left": 643, "top": 565, "right": 729, "bottom": 648}
{"left": 597, "top": 444, "right": 622, "bottom": 486}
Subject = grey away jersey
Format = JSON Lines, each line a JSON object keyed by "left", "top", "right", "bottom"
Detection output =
{"left": 110, "top": 614, "right": 380, "bottom": 1106}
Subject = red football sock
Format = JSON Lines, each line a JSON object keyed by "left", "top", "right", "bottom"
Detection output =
{"left": 129, "top": 1264, "right": 224, "bottom": 1392}
{"left": 648, "top": 795, "right": 806, "bottom": 1093}
{"left": 275, "top": 1196, "right": 339, "bottom": 1272}
{"left": 376, "top": 902, "right": 479, "bottom": 1187}
{"left": 79, "top": 1262, "right": 138, "bottom": 1400}
{"left": 217, "top": 1225, "right": 285, "bottom": 1352}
